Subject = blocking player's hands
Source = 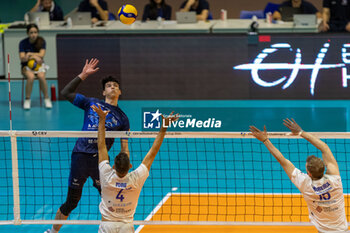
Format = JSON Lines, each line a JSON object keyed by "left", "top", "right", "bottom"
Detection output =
{"left": 161, "top": 111, "right": 180, "bottom": 130}
{"left": 143, "top": 111, "right": 179, "bottom": 171}
{"left": 78, "top": 58, "right": 100, "bottom": 80}
{"left": 91, "top": 104, "right": 109, "bottom": 120}
{"left": 249, "top": 125, "right": 268, "bottom": 142}
{"left": 283, "top": 118, "right": 302, "bottom": 135}
{"left": 250, "top": 125, "right": 295, "bottom": 179}
{"left": 91, "top": 104, "right": 110, "bottom": 163}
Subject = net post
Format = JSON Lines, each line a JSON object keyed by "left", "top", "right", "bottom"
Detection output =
{"left": 10, "top": 131, "right": 21, "bottom": 225}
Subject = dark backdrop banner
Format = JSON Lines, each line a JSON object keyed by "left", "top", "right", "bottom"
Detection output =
{"left": 57, "top": 33, "right": 350, "bottom": 100}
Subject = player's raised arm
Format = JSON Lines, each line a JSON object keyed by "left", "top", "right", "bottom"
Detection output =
{"left": 91, "top": 104, "right": 109, "bottom": 164}
{"left": 250, "top": 125, "right": 295, "bottom": 179}
{"left": 283, "top": 118, "right": 339, "bottom": 176}
{"left": 60, "top": 58, "right": 100, "bottom": 102}
{"left": 142, "top": 112, "right": 179, "bottom": 171}
{"left": 120, "top": 138, "right": 129, "bottom": 157}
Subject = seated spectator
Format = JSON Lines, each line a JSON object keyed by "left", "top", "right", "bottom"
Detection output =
{"left": 78, "top": 0, "right": 108, "bottom": 23}
{"left": 272, "top": 0, "right": 321, "bottom": 21}
{"left": 30, "top": 0, "right": 63, "bottom": 21}
{"left": 180, "top": 0, "right": 209, "bottom": 21}
{"left": 142, "top": 0, "right": 172, "bottom": 21}
{"left": 320, "top": 0, "right": 350, "bottom": 32}
{"left": 19, "top": 24, "right": 52, "bottom": 110}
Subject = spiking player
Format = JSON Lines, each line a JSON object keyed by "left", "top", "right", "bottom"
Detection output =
{"left": 250, "top": 118, "right": 348, "bottom": 233}
{"left": 92, "top": 105, "right": 178, "bottom": 233}
{"left": 45, "top": 58, "right": 129, "bottom": 233}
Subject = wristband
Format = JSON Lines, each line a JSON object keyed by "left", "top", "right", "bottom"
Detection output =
{"left": 298, "top": 130, "right": 303, "bottom": 136}
{"left": 263, "top": 138, "right": 269, "bottom": 143}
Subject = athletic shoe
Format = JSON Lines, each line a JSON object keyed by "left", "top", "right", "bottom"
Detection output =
{"left": 23, "top": 99, "right": 31, "bottom": 110}
{"left": 43, "top": 229, "right": 51, "bottom": 233}
{"left": 44, "top": 98, "right": 52, "bottom": 109}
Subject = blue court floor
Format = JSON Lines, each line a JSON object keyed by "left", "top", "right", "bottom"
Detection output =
{"left": 1, "top": 80, "right": 350, "bottom": 233}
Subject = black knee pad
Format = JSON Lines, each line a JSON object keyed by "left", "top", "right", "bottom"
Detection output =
{"left": 60, "top": 187, "right": 83, "bottom": 216}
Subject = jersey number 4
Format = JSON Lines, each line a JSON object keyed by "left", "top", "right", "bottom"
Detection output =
{"left": 116, "top": 189, "right": 125, "bottom": 202}
{"left": 319, "top": 192, "right": 331, "bottom": 200}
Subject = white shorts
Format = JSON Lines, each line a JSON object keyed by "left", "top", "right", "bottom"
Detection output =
{"left": 98, "top": 221, "right": 134, "bottom": 233}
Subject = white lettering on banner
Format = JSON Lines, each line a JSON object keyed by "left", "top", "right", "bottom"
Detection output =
{"left": 234, "top": 42, "right": 350, "bottom": 95}
{"left": 163, "top": 118, "right": 222, "bottom": 128}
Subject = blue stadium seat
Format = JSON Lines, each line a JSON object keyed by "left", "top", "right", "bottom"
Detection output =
{"left": 239, "top": 10, "right": 264, "bottom": 19}
{"left": 264, "top": 2, "right": 280, "bottom": 15}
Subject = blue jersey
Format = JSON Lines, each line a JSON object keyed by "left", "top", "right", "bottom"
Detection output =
{"left": 72, "top": 93, "right": 129, "bottom": 154}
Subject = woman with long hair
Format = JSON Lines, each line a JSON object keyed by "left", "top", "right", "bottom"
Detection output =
{"left": 142, "top": 0, "right": 172, "bottom": 21}
{"left": 19, "top": 24, "right": 52, "bottom": 109}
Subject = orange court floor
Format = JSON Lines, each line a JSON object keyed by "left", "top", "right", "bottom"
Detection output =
{"left": 139, "top": 225, "right": 318, "bottom": 233}
{"left": 137, "top": 193, "right": 350, "bottom": 232}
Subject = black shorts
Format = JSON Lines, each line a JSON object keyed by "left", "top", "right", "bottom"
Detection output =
{"left": 68, "top": 152, "right": 101, "bottom": 189}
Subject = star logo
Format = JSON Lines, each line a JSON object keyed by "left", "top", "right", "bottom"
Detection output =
{"left": 150, "top": 109, "right": 161, "bottom": 123}
{"left": 143, "top": 109, "right": 162, "bottom": 129}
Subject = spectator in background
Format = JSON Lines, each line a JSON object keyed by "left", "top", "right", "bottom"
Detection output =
{"left": 180, "top": 0, "right": 209, "bottom": 21}
{"left": 78, "top": 0, "right": 108, "bottom": 23}
{"left": 142, "top": 0, "right": 172, "bottom": 21}
{"left": 320, "top": 0, "right": 350, "bottom": 32}
{"left": 273, "top": 0, "right": 321, "bottom": 21}
{"left": 19, "top": 24, "right": 52, "bottom": 110}
{"left": 30, "top": 0, "right": 63, "bottom": 21}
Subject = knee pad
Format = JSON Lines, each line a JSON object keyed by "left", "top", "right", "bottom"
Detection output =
{"left": 60, "top": 187, "right": 82, "bottom": 216}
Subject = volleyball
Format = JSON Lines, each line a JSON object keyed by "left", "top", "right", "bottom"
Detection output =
{"left": 118, "top": 4, "right": 138, "bottom": 25}
{"left": 27, "top": 59, "right": 41, "bottom": 71}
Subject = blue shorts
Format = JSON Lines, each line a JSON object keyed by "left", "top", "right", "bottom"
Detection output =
{"left": 68, "top": 152, "right": 101, "bottom": 190}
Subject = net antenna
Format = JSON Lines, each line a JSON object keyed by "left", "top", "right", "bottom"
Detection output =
{"left": 7, "top": 54, "right": 12, "bottom": 132}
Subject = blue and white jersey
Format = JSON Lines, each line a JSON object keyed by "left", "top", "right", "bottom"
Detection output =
{"left": 99, "top": 161, "right": 149, "bottom": 223}
{"left": 72, "top": 93, "right": 129, "bottom": 154}
{"left": 291, "top": 168, "right": 348, "bottom": 232}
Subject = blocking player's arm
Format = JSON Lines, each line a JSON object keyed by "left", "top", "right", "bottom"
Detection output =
{"left": 249, "top": 125, "right": 295, "bottom": 179}
{"left": 283, "top": 118, "right": 340, "bottom": 176}
{"left": 91, "top": 105, "right": 109, "bottom": 164}
{"left": 60, "top": 58, "right": 100, "bottom": 102}
{"left": 142, "top": 112, "right": 179, "bottom": 171}
{"left": 302, "top": 132, "right": 339, "bottom": 175}
{"left": 120, "top": 138, "right": 129, "bottom": 157}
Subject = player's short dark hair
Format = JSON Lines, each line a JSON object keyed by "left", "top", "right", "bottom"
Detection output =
{"left": 101, "top": 76, "right": 120, "bottom": 90}
{"left": 114, "top": 152, "right": 130, "bottom": 176}
{"left": 306, "top": 155, "right": 325, "bottom": 179}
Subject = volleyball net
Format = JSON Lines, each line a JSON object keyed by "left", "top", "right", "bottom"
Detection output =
{"left": 1, "top": 130, "right": 350, "bottom": 225}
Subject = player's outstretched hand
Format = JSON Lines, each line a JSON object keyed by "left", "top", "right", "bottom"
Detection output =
{"left": 91, "top": 104, "right": 109, "bottom": 119}
{"left": 161, "top": 111, "right": 179, "bottom": 129}
{"left": 249, "top": 125, "right": 268, "bottom": 142}
{"left": 79, "top": 58, "right": 100, "bottom": 80}
{"left": 283, "top": 118, "right": 302, "bottom": 135}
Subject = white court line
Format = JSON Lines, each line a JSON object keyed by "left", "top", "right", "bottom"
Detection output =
{"left": 135, "top": 192, "right": 172, "bottom": 233}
